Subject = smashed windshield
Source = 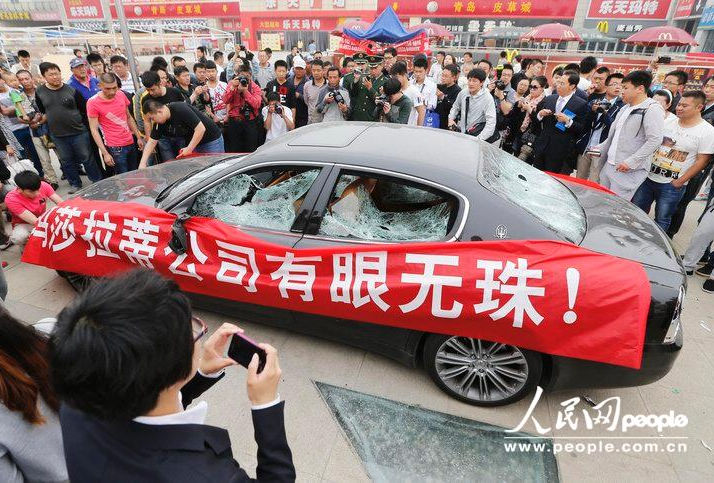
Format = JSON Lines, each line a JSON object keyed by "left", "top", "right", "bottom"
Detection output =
{"left": 191, "top": 168, "right": 320, "bottom": 231}
{"left": 319, "top": 174, "right": 456, "bottom": 241}
{"left": 477, "top": 143, "right": 586, "bottom": 243}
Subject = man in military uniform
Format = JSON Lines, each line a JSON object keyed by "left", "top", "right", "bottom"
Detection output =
{"left": 344, "top": 52, "right": 388, "bottom": 121}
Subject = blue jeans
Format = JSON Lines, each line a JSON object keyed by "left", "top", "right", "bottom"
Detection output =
{"left": 632, "top": 178, "right": 686, "bottom": 233}
{"left": 195, "top": 135, "right": 224, "bottom": 154}
{"left": 107, "top": 144, "right": 138, "bottom": 174}
{"left": 13, "top": 126, "right": 44, "bottom": 177}
{"left": 51, "top": 131, "right": 102, "bottom": 187}
{"left": 157, "top": 136, "right": 185, "bottom": 163}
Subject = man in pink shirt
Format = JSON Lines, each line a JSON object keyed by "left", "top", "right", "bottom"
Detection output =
{"left": 5, "top": 170, "right": 63, "bottom": 246}
{"left": 87, "top": 73, "right": 144, "bottom": 174}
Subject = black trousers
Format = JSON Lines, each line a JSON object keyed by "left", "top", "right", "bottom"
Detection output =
{"left": 226, "top": 118, "right": 259, "bottom": 153}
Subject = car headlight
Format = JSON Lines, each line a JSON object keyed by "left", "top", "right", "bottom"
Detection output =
{"left": 664, "top": 286, "right": 685, "bottom": 344}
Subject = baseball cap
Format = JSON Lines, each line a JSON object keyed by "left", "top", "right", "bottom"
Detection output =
{"left": 293, "top": 56, "right": 306, "bottom": 69}
{"left": 70, "top": 57, "right": 86, "bottom": 69}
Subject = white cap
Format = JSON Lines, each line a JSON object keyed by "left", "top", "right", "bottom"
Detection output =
{"left": 293, "top": 56, "right": 306, "bottom": 69}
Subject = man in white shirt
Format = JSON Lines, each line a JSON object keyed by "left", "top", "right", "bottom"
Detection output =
{"left": 10, "top": 49, "right": 41, "bottom": 81}
{"left": 410, "top": 56, "right": 437, "bottom": 112}
{"left": 110, "top": 55, "right": 137, "bottom": 95}
{"left": 391, "top": 60, "right": 425, "bottom": 126}
{"left": 263, "top": 92, "right": 294, "bottom": 141}
{"left": 632, "top": 90, "right": 714, "bottom": 232}
{"left": 428, "top": 51, "right": 445, "bottom": 83}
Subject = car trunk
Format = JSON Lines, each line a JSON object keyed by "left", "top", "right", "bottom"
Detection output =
{"left": 567, "top": 182, "right": 682, "bottom": 273}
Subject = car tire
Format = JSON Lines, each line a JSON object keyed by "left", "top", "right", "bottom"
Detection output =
{"left": 422, "top": 334, "right": 542, "bottom": 406}
{"left": 57, "top": 271, "right": 95, "bottom": 292}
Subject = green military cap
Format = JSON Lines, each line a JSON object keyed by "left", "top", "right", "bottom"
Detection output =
{"left": 367, "top": 54, "right": 383, "bottom": 67}
{"left": 353, "top": 52, "right": 368, "bottom": 64}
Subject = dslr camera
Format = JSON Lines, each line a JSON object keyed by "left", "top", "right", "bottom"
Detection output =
{"left": 274, "top": 104, "right": 283, "bottom": 115}
{"left": 328, "top": 89, "right": 345, "bottom": 104}
{"left": 375, "top": 94, "right": 390, "bottom": 109}
{"left": 237, "top": 75, "right": 249, "bottom": 87}
{"left": 594, "top": 99, "right": 611, "bottom": 114}
{"left": 495, "top": 80, "right": 507, "bottom": 91}
{"left": 240, "top": 103, "right": 253, "bottom": 119}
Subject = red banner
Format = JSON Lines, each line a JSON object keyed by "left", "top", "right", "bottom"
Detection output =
{"left": 338, "top": 32, "right": 431, "bottom": 56}
{"left": 63, "top": 0, "right": 104, "bottom": 20}
{"left": 21, "top": 198, "right": 651, "bottom": 369}
{"left": 379, "top": 0, "right": 578, "bottom": 18}
{"left": 111, "top": 1, "right": 240, "bottom": 18}
{"left": 587, "top": 0, "right": 672, "bottom": 20}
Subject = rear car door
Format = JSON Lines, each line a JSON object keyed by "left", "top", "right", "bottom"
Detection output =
{"left": 290, "top": 165, "right": 468, "bottom": 362}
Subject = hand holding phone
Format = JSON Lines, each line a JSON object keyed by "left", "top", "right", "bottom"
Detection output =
{"left": 228, "top": 332, "right": 267, "bottom": 373}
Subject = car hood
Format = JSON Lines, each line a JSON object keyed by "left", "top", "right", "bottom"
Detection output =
{"left": 567, "top": 182, "right": 682, "bottom": 273}
{"left": 74, "top": 157, "right": 224, "bottom": 206}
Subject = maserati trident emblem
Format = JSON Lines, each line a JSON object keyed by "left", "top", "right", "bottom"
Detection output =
{"left": 495, "top": 225, "right": 508, "bottom": 239}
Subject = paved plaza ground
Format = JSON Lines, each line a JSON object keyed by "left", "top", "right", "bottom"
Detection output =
{"left": 2, "top": 175, "right": 713, "bottom": 482}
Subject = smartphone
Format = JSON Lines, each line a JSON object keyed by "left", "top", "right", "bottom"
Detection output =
{"left": 227, "top": 333, "right": 267, "bottom": 373}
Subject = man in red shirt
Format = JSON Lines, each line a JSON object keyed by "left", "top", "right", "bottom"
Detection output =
{"left": 87, "top": 73, "right": 144, "bottom": 174}
{"left": 5, "top": 170, "right": 63, "bottom": 246}
{"left": 223, "top": 65, "right": 262, "bottom": 153}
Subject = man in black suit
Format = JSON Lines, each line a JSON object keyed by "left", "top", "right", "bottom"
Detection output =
{"left": 531, "top": 70, "right": 589, "bottom": 174}
{"left": 50, "top": 269, "right": 295, "bottom": 482}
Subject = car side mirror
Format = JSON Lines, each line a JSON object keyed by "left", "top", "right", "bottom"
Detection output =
{"left": 169, "top": 213, "right": 191, "bottom": 255}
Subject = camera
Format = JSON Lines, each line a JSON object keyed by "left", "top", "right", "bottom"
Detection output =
{"left": 237, "top": 75, "right": 249, "bottom": 87}
{"left": 594, "top": 99, "right": 611, "bottom": 113}
{"left": 495, "top": 80, "right": 507, "bottom": 91}
{"left": 329, "top": 89, "right": 345, "bottom": 104}
{"left": 375, "top": 94, "right": 390, "bottom": 109}
{"left": 448, "top": 124, "right": 460, "bottom": 132}
{"left": 240, "top": 103, "right": 253, "bottom": 119}
{"left": 274, "top": 104, "right": 283, "bottom": 115}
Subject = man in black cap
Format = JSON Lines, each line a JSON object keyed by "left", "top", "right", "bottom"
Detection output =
{"left": 343, "top": 52, "right": 389, "bottom": 121}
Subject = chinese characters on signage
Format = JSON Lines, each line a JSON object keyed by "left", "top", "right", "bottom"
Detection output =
{"left": 22, "top": 198, "right": 651, "bottom": 370}
{"left": 263, "top": 0, "right": 340, "bottom": 8}
{"left": 113, "top": 2, "right": 240, "bottom": 18}
{"left": 587, "top": 0, "right": 672, "bottom": 19}
{"left": 257, "top": 19, "right": 325, "bottom": 30}
{"left": 701, "top": 6, "right": 714, "bottom": 29}
{"left": 63, "top": 0, "right": 104, "bottom": 20}
{"left": 377, "top": 0, "right": 577, "bottom": 17}
{"left": 425, "top": 18, "right": 571, "bottom": 33}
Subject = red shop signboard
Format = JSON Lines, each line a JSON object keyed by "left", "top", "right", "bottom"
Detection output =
{"left": 378, "top": 0, "right": 578, "bottom": 18}
{"left": 111, "top": 1, "right": 240, "bottom": 18}
{"left": 63, "top": 0, "right": 104, "bottom": 20}
{"left": 587, "top": 0, "right": 672, "bottom": 19}
{"left": 255, "top": 17, "right": 338, "bottom": 31}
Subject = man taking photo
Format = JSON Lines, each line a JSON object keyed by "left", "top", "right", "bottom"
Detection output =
{"left": 316, "top": 67, "right": 351, "bottom": 122}
{"left": 51, "top": 269, "right": 295, "bottom": 481}
{"left": 344, "top": 53, "right": 388, "bottom": 122}
{"left": 223, "top": 65, "right": 262, "bottom": 153}
{"left": 377, "top": 77, "right": 413, "bottom": 124}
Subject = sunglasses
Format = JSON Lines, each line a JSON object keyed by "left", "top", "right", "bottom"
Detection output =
{"left": 529, "top": 85, "right": 541, "bottom": 89}
{"left": 191, "top": 316, "right": 208, "bottom": 342}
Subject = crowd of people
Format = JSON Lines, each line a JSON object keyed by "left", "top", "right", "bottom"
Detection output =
{"left": 4, "top": 40, "right": 714, "bottom": 481}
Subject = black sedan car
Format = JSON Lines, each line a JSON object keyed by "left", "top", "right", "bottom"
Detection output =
{"left": 63, "top": 123, "right": 684, "bottom": 406}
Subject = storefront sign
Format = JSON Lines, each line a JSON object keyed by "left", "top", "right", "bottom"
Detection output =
{"left": 255, "top": 17, "right": 336, "bottom": 30}
{"left": 111, "top": 1, "right": 240, "bottom": 18}
{"left": 423, "top": 17, "right": 571, "bottom": 33}
{"left": 700, "top": 6, "right": 714, "bottom": 29}
{"left": 673, "top": 0, "right": 706, "bottom": 19}
{"left": 379, "top": 0, "right": 578, "bottom": 17}
{"left": 583, "top": 18, "right": 667, "bottom": 37}
{"left": 23, "top": 198, "right": 650, "bottom": 369}
{"left": 586, "top": 0, "right": 672, "bottom": 19}
{"left": 63, "top": 0, "right": 104, "bottom": 20}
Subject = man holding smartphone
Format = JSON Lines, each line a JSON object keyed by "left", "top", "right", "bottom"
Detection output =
{"left": 51, "top": 269, "right": 295, "bottom": 481}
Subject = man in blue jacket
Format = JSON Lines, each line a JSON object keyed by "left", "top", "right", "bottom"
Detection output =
{"left": 50, "top": 269, "right": 295, "bottom": 482}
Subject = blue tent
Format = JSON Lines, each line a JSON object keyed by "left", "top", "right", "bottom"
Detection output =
{"left": 343, "top": 6, "right": 423, "bottom": 43}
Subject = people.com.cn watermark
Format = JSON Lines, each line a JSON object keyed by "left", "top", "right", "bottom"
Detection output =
{"left": 503, "top": 387, "right": 689, "bottom": 455}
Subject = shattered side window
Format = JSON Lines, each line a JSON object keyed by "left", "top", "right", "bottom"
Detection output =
{"left": 191, "top": 167, "right": 320, "bottom": 231}
{"left": 477, "top": 142, "right": 586, "bottom": 243}
{"left": 318, "top": 172, "right": 457, "bottom": 241}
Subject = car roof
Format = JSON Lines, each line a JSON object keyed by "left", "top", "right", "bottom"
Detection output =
{"left": 250, "top": 122, "right": 483, "bottom": 184}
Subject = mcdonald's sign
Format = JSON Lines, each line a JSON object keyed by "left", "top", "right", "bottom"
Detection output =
{"left": 658, "top": 32, "right": 674, "bottom": 41}
{"left": 596, "top": 21, "right": 609, "bottom": 33}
